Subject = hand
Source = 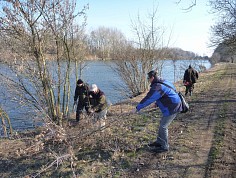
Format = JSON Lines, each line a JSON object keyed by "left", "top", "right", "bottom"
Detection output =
{"left": 73, "top": 102, "right": 77, "bottom": 111}
{"left": 150, "top": 103, "right": 157, "bottom": 108}
{"left": 131, "top": 108, "right": 138, "bottom": 114}
{"left": 88, "top": 108, "right": 94, "bottom": 113}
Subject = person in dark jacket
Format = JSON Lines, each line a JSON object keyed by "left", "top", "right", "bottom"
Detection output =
{"left": 132, "top": 70, "right": 182, "bottom": 153}
{"left": 73, "top": 79, "right": 90, "bottom": 122}
{"left": 183, "top": 65, "right": 199, "bottom": 96}
{"left": 89, "top": 84, "right": 108, "bottom": 130}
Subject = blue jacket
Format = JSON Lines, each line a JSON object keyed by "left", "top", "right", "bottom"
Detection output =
{"left": 136, "top": 78, "right": 182, "bottom": 116}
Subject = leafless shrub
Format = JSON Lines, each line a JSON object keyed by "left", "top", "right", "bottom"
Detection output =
{"left": 112, "top": 5, "right": 173, "bottom": 97}
{"left": 0, "top": 0, "right": 88, "bottom": 125}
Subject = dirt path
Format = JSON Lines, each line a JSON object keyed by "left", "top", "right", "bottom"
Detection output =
{"left": 126, "top": 63, "right": 236, "bottom": 177}
{"left": 0, "top": 63, "right": 235, "bottom": 178}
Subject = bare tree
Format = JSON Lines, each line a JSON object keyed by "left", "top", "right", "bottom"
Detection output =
{"left": 0, "top": 0, "right": 88, "bottom": 124}
{"left": 209, "top": 0, "right": 236, "bottom": 54}
{"left": 88, "top": 27, "right": 127, "bottom": 60}
{"left": 113, "top": 5, "right": 172, "bottom": 97}
{"left": 176, "top": 0, "right": 197, "bottom": 11}
{"left": 0, "top": 1, "right": 89, "bottom": 175}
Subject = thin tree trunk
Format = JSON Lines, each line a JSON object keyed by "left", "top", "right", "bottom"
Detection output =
{"left": 0, "top": 107, "right": 13, "bottom": 137}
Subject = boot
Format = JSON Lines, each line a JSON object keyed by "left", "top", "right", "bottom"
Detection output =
{"left": 76, "top": 112, "right": 82, "bottom": 122}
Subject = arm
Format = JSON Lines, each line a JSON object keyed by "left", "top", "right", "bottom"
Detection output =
{"left": 183, "top": 70, "right": 187, "bottom": 82}
{"left": 195, "top": 70, "right": 199, "bottom": 79}
{"left": 74, "top": 86, "right": 79, "bottom": 102}
{"left": 136, "top": 88, "right": 161, "bottom": 111}
{"left": 93, "top": 95, "right": 106, "bottom": 111}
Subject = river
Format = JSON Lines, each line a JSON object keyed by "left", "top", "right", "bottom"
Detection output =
{"left": 0, "top": 59, "right": 211, "bottom": 134}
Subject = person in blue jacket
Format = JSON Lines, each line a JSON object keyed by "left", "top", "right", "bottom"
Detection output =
{"left": 132, "top": 70, "right": 183, "bottom": 153}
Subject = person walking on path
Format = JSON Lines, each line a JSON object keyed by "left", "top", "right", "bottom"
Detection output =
{"left": 132, "top": 70, "right": 183, "bottom": 153}
{"left": 73, "top": 79, "right": 90, "bottom": 122}
{"left": 183, "top": 65, "right": 199, "bottom": 96}
{"left": 88, "top": 84, "right": 108, "bottom": 130}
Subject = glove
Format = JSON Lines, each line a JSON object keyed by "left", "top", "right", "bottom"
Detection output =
{"left": 131, "top": 108, "right": 138, "bottom": 114}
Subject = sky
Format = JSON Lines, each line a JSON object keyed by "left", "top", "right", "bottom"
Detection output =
{"left": 78, "top": 0, "right": 216, "bottom": 57}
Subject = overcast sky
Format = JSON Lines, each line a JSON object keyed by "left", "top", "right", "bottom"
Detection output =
{"left": 78, "top": 0, "right": 216, "bottom": 56}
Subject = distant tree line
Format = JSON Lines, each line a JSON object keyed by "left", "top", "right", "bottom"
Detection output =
{"left": 0, "top": 27, "right": 206, "bottom": 62}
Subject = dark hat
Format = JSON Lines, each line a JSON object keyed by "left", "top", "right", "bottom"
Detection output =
{"left": 77, "top": 79, "right": 83, "bottom": 85}
{"left": 147, "top": 70, "right": 157, "bottom": 78}
{"left": 189, "top": 65, "right": 192, "bottom": 68}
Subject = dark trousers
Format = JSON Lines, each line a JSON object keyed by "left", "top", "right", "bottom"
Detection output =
{"left": 76, "top": 102, "right": 90, "bottom": 122}
{"left": 185, "top": 84, "right": 194, "bottom": 96}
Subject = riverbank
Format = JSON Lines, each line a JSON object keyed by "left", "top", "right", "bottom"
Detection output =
{"left": 0, "top": 59, "right": 211, "bottom": 131}
{"left": 0, "top": 62, "right": 235, "bottom": 177}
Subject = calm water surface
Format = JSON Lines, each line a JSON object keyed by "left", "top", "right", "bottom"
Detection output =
{"left": 0, "top": 59, "right": 211, "bottom": 134}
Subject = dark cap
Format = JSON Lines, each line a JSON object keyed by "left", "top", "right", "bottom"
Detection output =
{"left": 77, "top": 79, "right": 83, "bottom": 85}
{"left": 147, "top": 70, "right": 157, "bottom": 78}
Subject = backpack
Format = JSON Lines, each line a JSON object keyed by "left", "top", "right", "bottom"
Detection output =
{"left": 158, "top": 82, "right": 189, "bottom": 113}
{"left": 178, "top": 92, "right": 189, "bottom": 113}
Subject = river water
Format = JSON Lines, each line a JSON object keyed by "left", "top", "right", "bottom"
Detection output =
{"left": 0, "top": 59, "right": 211, "bottom": 134}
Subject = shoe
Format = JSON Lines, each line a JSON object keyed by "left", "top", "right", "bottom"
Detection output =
{"left": 148, "top": 141, "right": 162, "bottom": 147}
{"left": 101, "top": 120, "right": 106, "bottom": 127}
{"left": 149, "top": 147, "right": 168, "bottom": 153}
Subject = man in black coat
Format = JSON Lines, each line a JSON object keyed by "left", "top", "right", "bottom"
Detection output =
{"left": 73, "top": 79, "right": 90, "bottom": 122}
{"left": 183, "top": 65, "right": 199, "bottom": 96}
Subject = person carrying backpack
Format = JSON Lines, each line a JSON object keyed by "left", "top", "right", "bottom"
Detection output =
{"left": 131, "top": 70, "right": 183, "bottom": 153}
{"left": 183, "top": 65, "right": 199, "bottom": 96}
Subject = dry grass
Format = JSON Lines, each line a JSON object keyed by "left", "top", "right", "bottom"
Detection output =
{"left": 0, "top": 63, "right": 236, "bottom": 177}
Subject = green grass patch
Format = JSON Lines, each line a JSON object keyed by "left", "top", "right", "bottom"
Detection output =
{"left": 205, "top": 101, "right": 227, "bottom": 177}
